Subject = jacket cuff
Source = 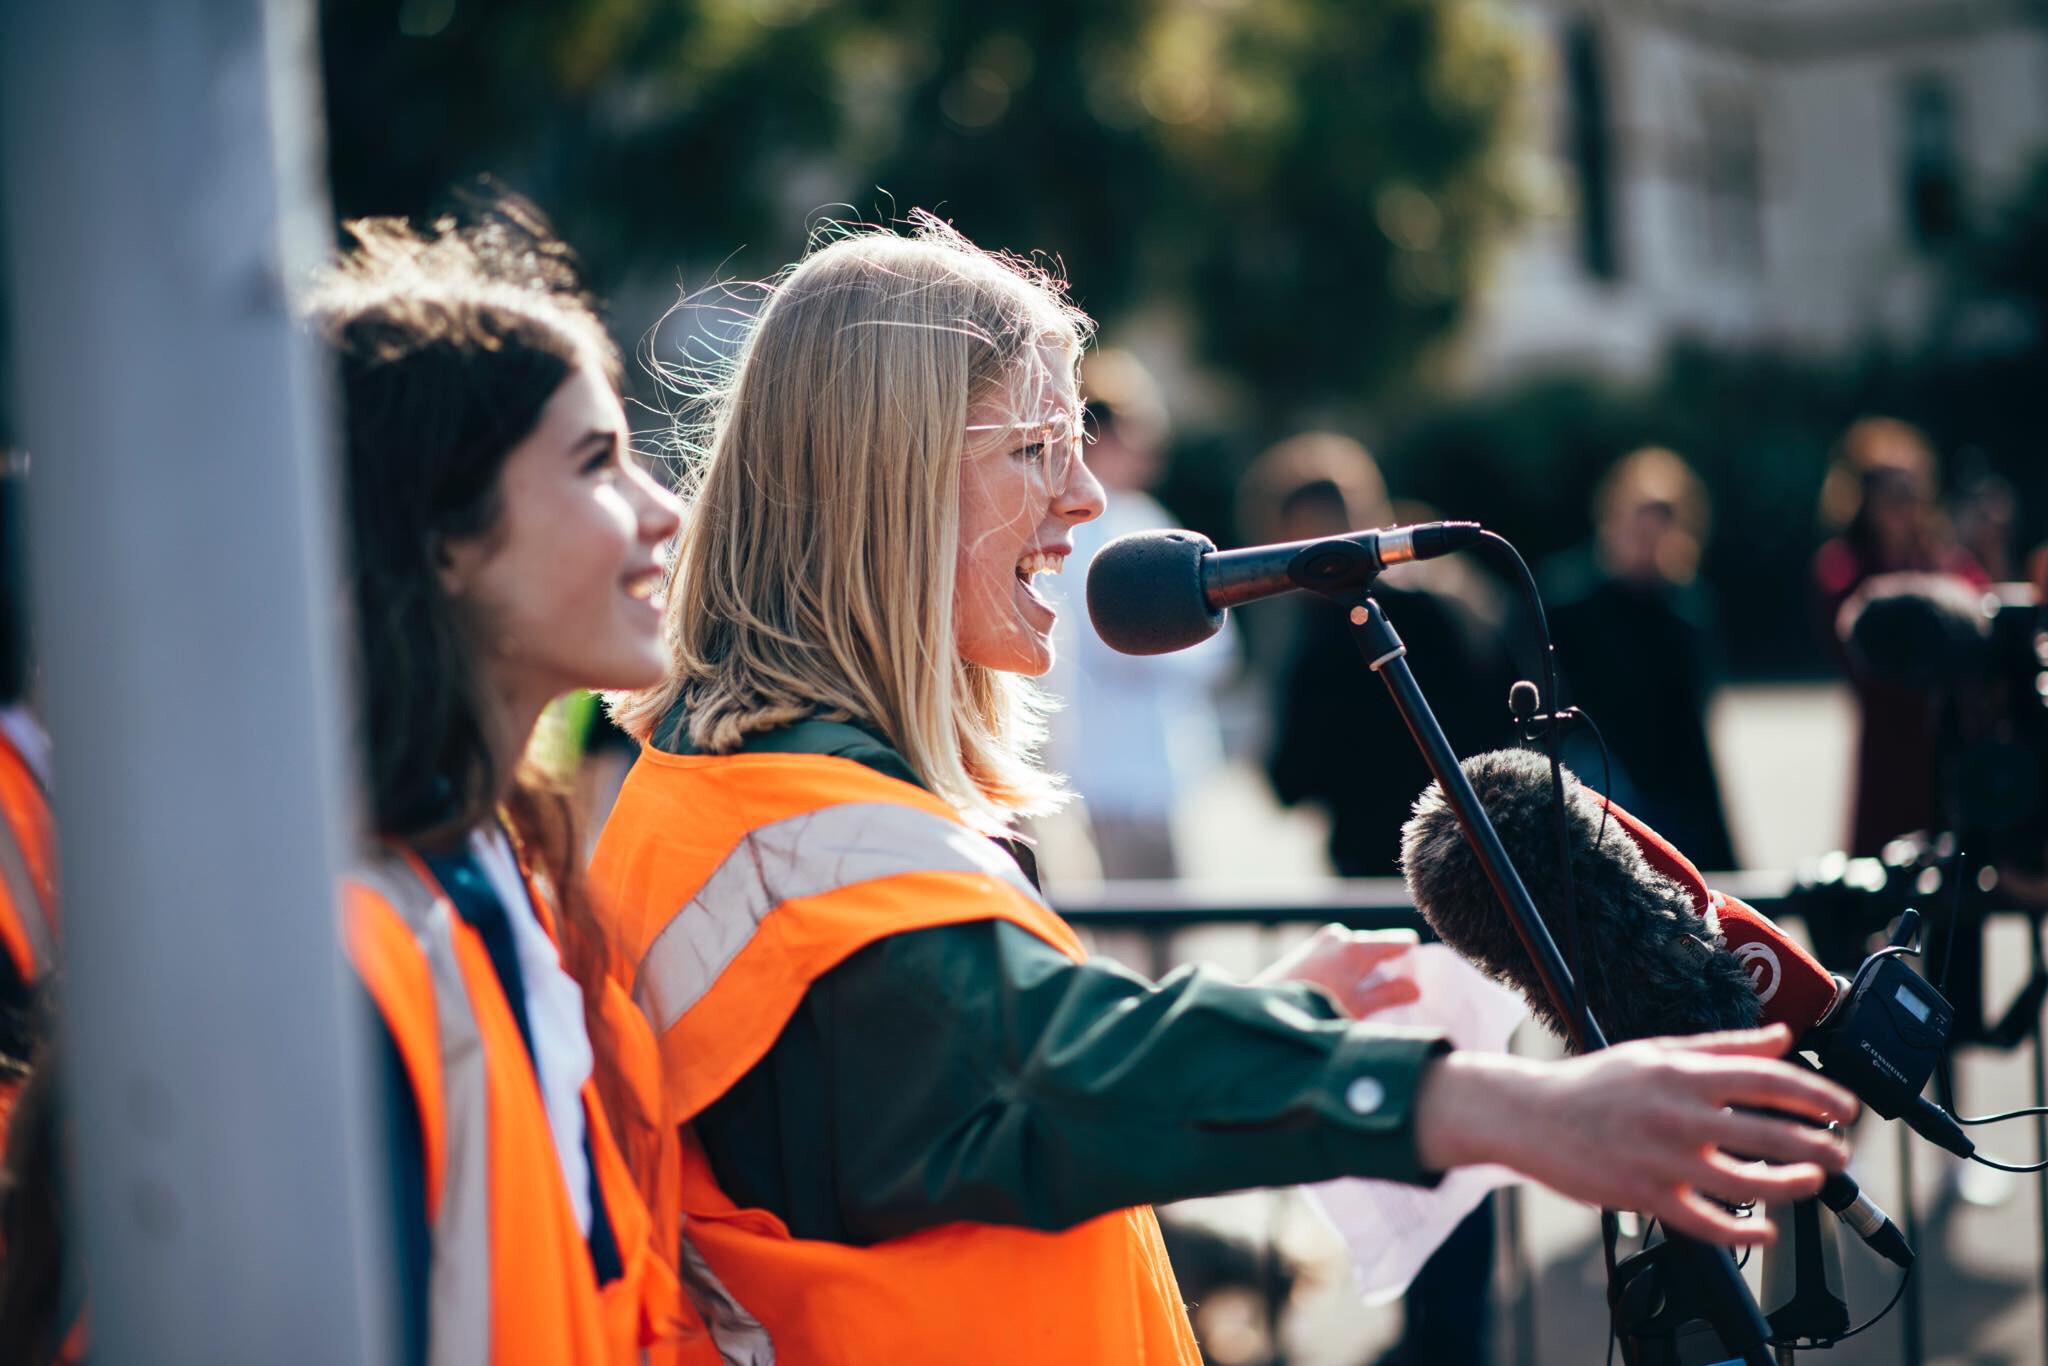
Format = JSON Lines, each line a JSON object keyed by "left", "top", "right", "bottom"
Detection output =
{"left": 1315, "top": 1028, "right": 1454, "bottom": 1188}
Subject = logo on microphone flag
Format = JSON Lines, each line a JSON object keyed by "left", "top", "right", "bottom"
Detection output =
{"left": 1735, "top": 941, "right": 1782, "bottom": 1003}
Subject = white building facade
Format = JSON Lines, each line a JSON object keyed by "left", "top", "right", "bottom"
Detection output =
{"left": 1459, "top": 0, "right": 2048, "bottom": 382}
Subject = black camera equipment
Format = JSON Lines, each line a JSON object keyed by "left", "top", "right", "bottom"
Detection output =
{"left": 1815, "top": 573, "right": 2048, "bottom": 1355}
{"left": 1784, "top": 834, "right": 2048, "bottom": 1052}
{"left": 1826, "top": 576, "right": 2048, "bottom": 1038}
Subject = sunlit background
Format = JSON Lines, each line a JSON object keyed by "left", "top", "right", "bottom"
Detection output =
{"left": 11, "top": 0, "right": 2048, "bottom": 1361}
{"left": 329, "top": 4, "right": 2048, "bottom": 1362}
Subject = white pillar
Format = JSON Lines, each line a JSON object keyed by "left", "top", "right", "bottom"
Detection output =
{"left": 0, "top": 2, "right": 391, "bottom": 1362}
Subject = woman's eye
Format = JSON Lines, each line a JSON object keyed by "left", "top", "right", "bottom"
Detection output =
{"left": 1017, "top": 442, "right": 1048, "bottom": 463}
{"left": 582, "top": 446, "right": 619, "bottom": 477}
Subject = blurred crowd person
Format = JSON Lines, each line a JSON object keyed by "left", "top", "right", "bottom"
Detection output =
{"left": 1542, "top": 447, "right": 1739, "bottom": 871}
{"left": 1250, "top": 433, "right": 1516, "bottom": 881}
{"left": 1042, "top": 350, "right": 1233, "bottom": 881}
{"left": 1811, "top": 417, "right": 1988, "bottom": 858}
{"left": 1243, "top": 433, "right": 1513, "bottom": 1366}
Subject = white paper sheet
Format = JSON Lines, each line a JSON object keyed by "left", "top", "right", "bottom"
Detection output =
{"left": 1302, "top": 942, "right": 1529, "bottom": 1302}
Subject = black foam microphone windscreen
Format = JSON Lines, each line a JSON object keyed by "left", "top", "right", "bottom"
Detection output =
{"left": 1085, "top": 529, "right": 1225, "bottom": 656}
{"left": 1400, "top": 748, "right": 1763, "bottom": 1045}
{"left": 1838, "top": 571, "right": 1992, "bottom": 688}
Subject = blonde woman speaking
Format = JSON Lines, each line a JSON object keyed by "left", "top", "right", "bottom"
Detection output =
{"left": 595, "top": 217, "right": 1856, "bottom": 1363}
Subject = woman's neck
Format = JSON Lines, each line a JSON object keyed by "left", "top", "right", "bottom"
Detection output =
{"left": 476, "top": 677, "right": 553, "bottom": 815}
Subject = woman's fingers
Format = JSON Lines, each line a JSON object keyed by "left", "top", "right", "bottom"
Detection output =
{"left": 1690, "top": 1059, "right": 1860, "bottom": 1126}
{"left": 1255, "top": 925, "right": 1422, "bottom": 1018}
{"left": 1690, "top": 1150, "right": 1830, "bottom": 1208}
{"left": 1666, "top": 1023, "right": 1797, "bottom": 1058}
{"left": 1350, "top": 976, "right": 1422, "bottom": 1018}
{"left": 1656, "top": 1189, "right": 1777, "bottom": 1248}
{"left": 1695, "top": 1109, "right": 1850, "bottom": 1171}
{"left": 1348, "top": 940, "right": 1414, "bottom": 970}
{"left": 1437, "top": 1036, "right": 1860, "bottom": 1250}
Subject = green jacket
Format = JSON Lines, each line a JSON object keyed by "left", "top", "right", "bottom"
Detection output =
{"left": 659, "top": 708, "right": 1451, "bottom": 1247}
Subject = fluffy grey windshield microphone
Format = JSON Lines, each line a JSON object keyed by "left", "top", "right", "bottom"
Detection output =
{"left": 1399, "top": 748, "right": 1763, "bottom": 1045}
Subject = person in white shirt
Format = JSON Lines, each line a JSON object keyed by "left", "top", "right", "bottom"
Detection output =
{"left": 1043, "top": 350, "right": 1234, "bottom": 880}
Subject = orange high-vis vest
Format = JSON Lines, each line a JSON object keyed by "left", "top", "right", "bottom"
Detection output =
{"left": 344, "top": 846, "right": 714, "bottom": 1366}
{"left": 0, "top": 726, "right": 56, "bottom": 988}
{"left": 591, "top": 746, "right": 1202, "bottom": 1365}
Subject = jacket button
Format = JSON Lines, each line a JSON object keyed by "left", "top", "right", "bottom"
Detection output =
{"left": 1345, "top": 1076, "right": 1386, "bottom": 1115}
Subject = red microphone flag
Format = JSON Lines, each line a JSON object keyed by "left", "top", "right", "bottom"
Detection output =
{"left": 1596, "top": 795, "right": 1838, "bottom": 1036}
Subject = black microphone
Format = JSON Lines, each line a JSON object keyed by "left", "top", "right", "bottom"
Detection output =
{"left": 1085, "top": 521, "right": 1484, "bottom": 656}
{"left": 1401, "top": 749, "right": 1917, "bottom": 1266}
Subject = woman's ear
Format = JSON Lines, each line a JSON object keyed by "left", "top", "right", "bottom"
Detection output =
{"left": 435, "top": 532, "right": 481, "bottom": 600}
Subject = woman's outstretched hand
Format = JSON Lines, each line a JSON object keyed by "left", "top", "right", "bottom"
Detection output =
{"left": 1253, "top": 924, "right": 1422, "bottom": 1020}
{"left": 1412, "top": 1024, "right": 1858, "bottom": 1247}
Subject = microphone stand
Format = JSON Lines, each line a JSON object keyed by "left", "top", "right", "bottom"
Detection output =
{"left": 1293, "top": 543, "right": 1776, "bottom": 1366}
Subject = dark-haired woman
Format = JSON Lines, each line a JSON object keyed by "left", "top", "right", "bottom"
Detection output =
{"left": 310, "top": 208, "right": 705, "bottom": 1366}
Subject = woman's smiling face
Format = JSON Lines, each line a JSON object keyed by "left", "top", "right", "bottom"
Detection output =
{"left": 437, "top": 361, "right": 684, "bottom": 715}
{"left": 953, "top": 345, "right": 1106, "bottom": 676}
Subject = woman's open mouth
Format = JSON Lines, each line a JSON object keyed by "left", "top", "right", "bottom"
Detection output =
{"left": 1015, "top": 548, "right": 1065, "bottom": 619}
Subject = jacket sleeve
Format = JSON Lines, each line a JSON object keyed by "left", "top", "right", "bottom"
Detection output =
{"left": 818, "top": 920, "right": 1450, "bottom": 1244}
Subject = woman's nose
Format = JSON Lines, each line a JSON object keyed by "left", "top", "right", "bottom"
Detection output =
{"left": 1058, "top": 451, "right": 1107, "bottom": 526}
{"left": 633, "top": 466, "right": 684, "bottom": 543}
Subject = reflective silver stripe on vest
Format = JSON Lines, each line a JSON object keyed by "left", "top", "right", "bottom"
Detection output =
{"left": 355, "top": 855, "right": 494, "bottom": 1366}
{"left": 676, "top": 1223, "right": 775, "bottom": 1365}
{"left": 632, "top": 801, "right": 1045, "bottom": 1035}
{"left": 0, "top": 816, "right": 52, "bottom": 974}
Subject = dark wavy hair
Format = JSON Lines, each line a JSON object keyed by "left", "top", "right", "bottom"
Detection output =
{"left": 304, "top": 200, "right": 658, "bottom": 1188}
{"left": 305, "top": 201, "right": 618, "bottom": 839}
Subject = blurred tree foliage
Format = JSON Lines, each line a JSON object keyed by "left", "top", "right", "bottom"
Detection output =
{"left": 320, "top": 0, "right": 1529, "bottom": 412}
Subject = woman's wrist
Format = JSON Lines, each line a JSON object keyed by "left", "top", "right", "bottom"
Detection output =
{"left": 1412, "top": 1050, "right": 1541, "bottom": 1173}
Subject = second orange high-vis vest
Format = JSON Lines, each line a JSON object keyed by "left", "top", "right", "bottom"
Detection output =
{"left": 0, "top": 724, "right": 57, "bottom": 1146}
{"left": 345, "top": 846, "right": 713, "bottom": 1366}
{"left": 0, "top": 725, "right": 56, "bottom": 989}
{"left": 591, "top": 746, "right": 1202, "bottom": 1365}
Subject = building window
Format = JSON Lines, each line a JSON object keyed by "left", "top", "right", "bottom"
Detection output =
{"left": 1700, "top": 88, "right": 1763, "bottom": 275}
{"left": 1902, "top": 76, "right": 1963, "bottom": 250}
{"left": 1564, "top": 18, "right": 1620, "bottom": 282}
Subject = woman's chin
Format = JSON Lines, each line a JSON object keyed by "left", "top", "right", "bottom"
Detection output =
{"left": 591, "top": 645, "right": 668, "bottom": 695}
{"left": 960, "top": 632, "right": 1055, "bottom": 678}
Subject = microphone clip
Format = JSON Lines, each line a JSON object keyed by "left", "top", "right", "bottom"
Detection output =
{"left": 1284, "top": 535, "right": 1389, "bottom": 601}
{"left": 1507, "top": 679, "right": 1587, "bottom": 745}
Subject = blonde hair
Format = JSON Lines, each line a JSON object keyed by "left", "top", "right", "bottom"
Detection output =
{"left": 612, "top": 215, "right": 1094, "bottom": 832}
